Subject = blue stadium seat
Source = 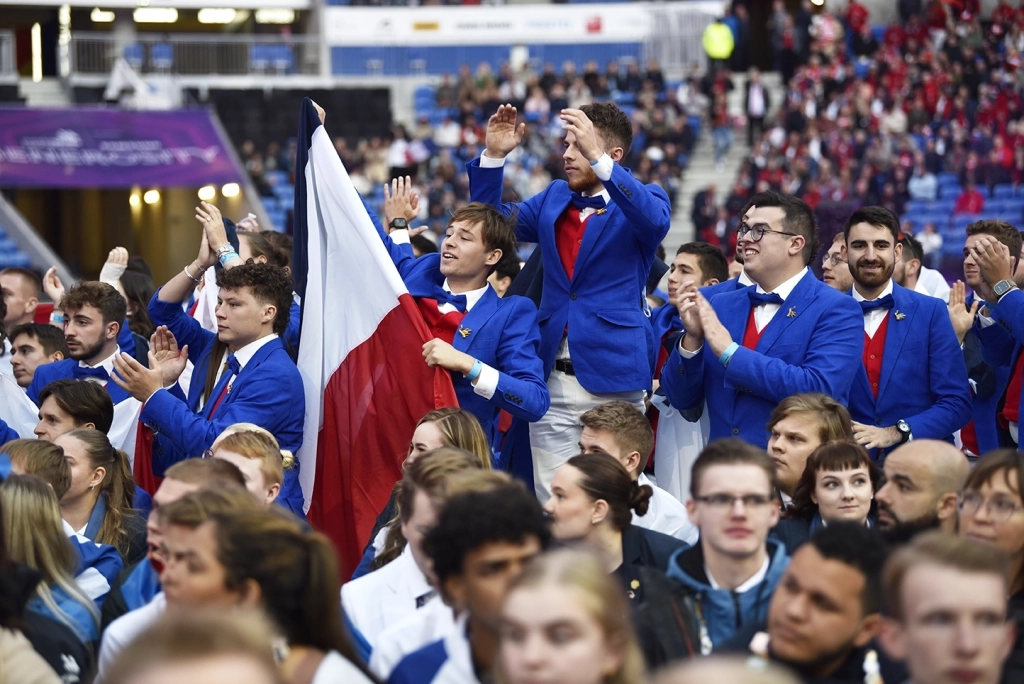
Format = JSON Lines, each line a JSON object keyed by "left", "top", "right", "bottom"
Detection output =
{"left": 151, "top": 43, "right": 173, "bottom": 70}
{"left": 251, "top": 45, "right": 271, "bottom": 71}
{"left": 123, "top": 44, "right": 144, "bottom": 69}
{"left": 264, "top": 170, "right": 289, "bottom": 187}
{"left": 939, "top": 186, "right": 963, "bottom": 200}
{"left": 937, "top": 172, "right": 959, "bottom": 185}
{"left": 414, "top": 86, "right": 435, "bottom": 101}
{"left": 272, "top": 45, "right": 294, "bottom": 73}
{"left": 994, "top": 184, "right": 1016, "bottom": 199}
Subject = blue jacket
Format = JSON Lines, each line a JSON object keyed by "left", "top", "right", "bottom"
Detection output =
{"left": 144, "top": 292, "right": 306, "bottom": 515}
{"left": 119, "top": 559, "right": 161, "bottom": 613}
{"left": 28, "top": 585, "right": 101, "bottom": 645}
{"left": 467, "top": 157, "right": 671, "bottom": 394}
{"left": 0, "top": 418, "right": 18, "bottom": 445}
{"left": 973, "top": 288, "right": 1024, "bottom": 448}
{"left": 665, "top": 539, "right": 789, "bottom": 650}
{"left": 374, "top": 226, "right": 549, "bottom": 449}
{"left": 28, "top": 359, "right": 133, "bottom": 406}
{"left": 847, "top": 284, "right": 972, "bottom": 451}
{"left": 662, "top": 271, "right": 863, "bottom": 447}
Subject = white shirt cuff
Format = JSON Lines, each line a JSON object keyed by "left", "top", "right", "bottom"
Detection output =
{"left": 591, "top": 153, "right": 614, "bottom": 182}
{"left": 473, "top": 364, "right": 499, "bottom": 399}
{"left": 977, "top": 313, "right": 996, "bottom": 328}
{"left": 390, "top": 229, "right": 411, "bottom": 245}
{"left": 479, "top": 154, "right": 506, "bottom": 168}
{"left": 678, "top": 338, "right": 703, "bottom": 359}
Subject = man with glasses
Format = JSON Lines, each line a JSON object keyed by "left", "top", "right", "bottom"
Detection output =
{"left": 661, "top": 191, "right": 862, "bottom": 449}
{"left": 843, "top": 206, "right": 971, "bottom": 454}
{"left": 665, "top": 438, "right": 789, "bottom": 650}
{"left": 821, "top": 232, "right": 853, "bottom": 291}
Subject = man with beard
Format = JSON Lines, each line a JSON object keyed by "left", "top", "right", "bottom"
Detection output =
{"left": 723, "top": 523, "right": 888, "bottom": 683}
{"left": 27, "top": 281, "right": 135, "bottom": 405}
{"left": 873, "top": 440, "right": 969, "bottom": 544}
{"left": 843, "top": 207, "right": 971, "bottom": 454}
{"left": 821, "top": 232, "right": 854, "bottom": 292}
{"left": 468, "top": 102, "right": 671, "bottom": 500}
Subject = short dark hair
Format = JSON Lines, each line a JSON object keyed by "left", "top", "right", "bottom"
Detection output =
{"left": 9, "top": 323, "right": 69, "bottom": 358}
{"left": 411, "top": 235, "right": 438, "bottom": 255}
{"left": 492, "top": 253, "right": 521, "bottom": 282}
{"left": 37, "top": 379, "right": 113, "bottom": 434}
{"left": 843, "top": 206, "right": 901, "bottom": 242}
{"left": 967, "top": 220, "right": 1022, "bottom": 273}
{"left": 691, "top": 438, "right": 777, "bottom": 499}
{"left": 448, "top": 203, "right": 518, "bottom": 276}
{"left": 0, "top": 268, "right": 41, "bottom": 297}
{"left": 424, "top": 481, "right": 551, "bottom": 587}
{"left": 261, "top": 231, "right": 294, "bottom": 271}
{"left": 60, "top": 281, "right": 127, "bottom": 330}
{"left": 581, "top": 102, "right": 633, "bottom": 154}
{"left": 164, "top": 457, "right": 246, "bottom": 489}
{"left": 580, "top": 401, "right": 654, "bottom": 472}
{"left": 676, "top": 242, "right": 730, "bottom": 284}
{"left": 900, "top": 235, "right": 924, "bottom": 262}
{"left": 740, "top": 192, "right": 820, "bottom": 266}
{"left": 807, "top": 522, "right": 888, "bottom": 616}
{"left": 216, "top": 262, "right": 293, "bottom": 336}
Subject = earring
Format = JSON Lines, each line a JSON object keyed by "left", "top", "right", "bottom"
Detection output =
{"left": 90, "top": 484, "right": 96, "bottom": 491}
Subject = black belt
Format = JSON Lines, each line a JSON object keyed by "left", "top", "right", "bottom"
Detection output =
{"left": 554, "top": 359, "right": 575, "bottom": 376}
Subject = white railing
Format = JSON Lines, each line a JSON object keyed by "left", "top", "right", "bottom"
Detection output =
{"left": 0, "top": 31, "right": 15, "bottom": 79}
{"left": 69, "top": 33, "right": 322, "bottom": 77}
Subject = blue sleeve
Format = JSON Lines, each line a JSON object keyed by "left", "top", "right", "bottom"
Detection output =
{"left": 344, "top": 610, "right": 373, "bottom": 665}
{"left": 350, "top": 543, "right": 377, "bottom": 581}
{"left": 904, "top": 302, "right": 973, "bottom": 438}
{"left": 370, "top": 211, "right": 420, "bottom": 276}
{"left": 147, "top": 290, "right": 215, "bottom": 363}
{"left": 603, "top": 164, "right": 672, "bottom": 250}
{"left": 488, "top": 298, "right": 550, "bottom": 422}
{"left": 70, "top": 536, "right": 124, "bottom": 606}
{"left": 0, "top": 418, "right": 19, "bottom": 446}
{"left": 724, "top": 296, "right": 863, "bottom": 404}
{"left": 132, "top": 486, "right": 152, "bottom": 519}
{"left": 467, "top": 158, "right": 542, "bottom": 244}
{"left": 117, "top": 320, "right": 135, "bottom": 356}
{"left": 661, "top": 345, "right": 706, "bottom": 412}
{"left": 991, "top": 288, "right": 1024, "bottom": 346}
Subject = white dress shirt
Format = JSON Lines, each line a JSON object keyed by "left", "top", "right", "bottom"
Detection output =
{"left": 633, "top": 472, "right": 699, "bottom": 545}
{"left": 706, "top": 555, "right": 770, "bottom": 592}
{"left": 852, "top": 279, "right": 894, "bottom": 337}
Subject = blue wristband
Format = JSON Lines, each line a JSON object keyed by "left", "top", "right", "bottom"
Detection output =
{"left": 219, "top": 251, "right": 239, "bottom": 266}
{"left": 589, "top": 157, "right": 600, "bottom": 167}
{"left": 466, "top": 359, "right": 483, "bottom": 382}
{"left": 718, "top": 342, "right": 740, "bottom": 368}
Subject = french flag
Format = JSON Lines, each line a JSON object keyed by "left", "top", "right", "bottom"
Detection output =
{"left": 292, "top": 98, "right": 458, "bottom": 576}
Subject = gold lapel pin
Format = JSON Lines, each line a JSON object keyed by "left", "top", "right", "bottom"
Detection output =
{"left": 894, "top": 311, "right": 906, "bottom": 321}
{"left": 458, "top": 327, "right": 471, "bottom": 338}
{"left": 787, "top": 307, "right": 797, "bottom": 318}
{"left": 595, "top": 208, "right": 607, "bottom": 215}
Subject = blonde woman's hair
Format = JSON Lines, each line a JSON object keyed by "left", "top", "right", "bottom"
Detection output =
{"left": 500, "top": 550, "right": 646, "bottom": 684}
{"left": 0, "top": 474, "right": 99, "bottom": 635}
{"left": 415, "top": 408, "right": 492, "bottom": 470}
{"left": 213, "top": 423, "right": 295, "bottom": 471}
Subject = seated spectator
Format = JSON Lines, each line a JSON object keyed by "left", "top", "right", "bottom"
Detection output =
{"left": 954, "top": 180, "right": 985, "bottom": 214}
{"left": 917, "top": 223, "right": 943, "bottom": 271}
{"left": 772, "top": 442, "right": 880, "bottom": 552}
{"left": 907, "top": 164, "right": 937, "bottom": 201}
{"left": 498, "top": 550, "right": 647, "bottom": 684}
{"left": 8, "top": 323, "right": 68, "bottom": 389}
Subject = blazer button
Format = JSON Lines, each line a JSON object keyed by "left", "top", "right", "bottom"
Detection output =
{"left": 570, "top": 293, "right": 577, "bottom": 300}
{"left": 732, "top": 428, "right": 740, "bottom": 435}
{"left": 875, "top": 418, "right": 883, "bottom": 426}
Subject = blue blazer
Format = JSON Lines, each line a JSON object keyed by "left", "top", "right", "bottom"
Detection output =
{"left": 467, "top": 157, "right": 671, "bottom": 394}
{"left": 144, "top": 292, "right": 306, "bottom": 515}
{"left": 661, "top": 270, "right": 863, "bottom": 448}
{"left": 375, "top": 227, "right": 549, "bottom": 448}
{"left": 28, "top": 359, "right": 132, "bottom": 406}
{"left": 847, "top": 284, "right": 972, "bottom": 450}
{"left": 973, "top": 288, "right": 1024, "bottom": 448}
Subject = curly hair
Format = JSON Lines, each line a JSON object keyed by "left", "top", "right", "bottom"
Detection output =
{"left": 60, "top": 281, "right": 127, "bottom": 328}
{"left": 215, "top": 262, "right": 293, "bottom": 336}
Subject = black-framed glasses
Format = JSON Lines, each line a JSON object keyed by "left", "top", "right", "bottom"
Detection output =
{"left": 959, "top": 491, "right": 1022, "bottom": 522}
{"left": 693, "top": 493, "right": 775, "bottom": 510}
{"left": 737, "top": 222, "right": 800, "bottom": 242}
{"left": 822, "top": 253, "right": 847, "bottom": 267}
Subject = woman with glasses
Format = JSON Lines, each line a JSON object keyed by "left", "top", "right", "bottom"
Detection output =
{"left": 958, "top": 448, "right": 1024, "bottom": 680}
{"left": 771, "top": 442, "right": 880, "bottom": 552}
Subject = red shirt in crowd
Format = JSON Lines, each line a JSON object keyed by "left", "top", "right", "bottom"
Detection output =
{"left": 954, "top": 189, "right": 985, "bottom": 214}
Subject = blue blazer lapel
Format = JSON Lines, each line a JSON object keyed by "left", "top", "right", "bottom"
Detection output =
{"left": 756, "top": 271, "right": 817, "bottom": 353}
{"left": 453, "top": 286, "right": 500, "bottom": 353}
{"left": 572, "top": 206, "right": 614, "bottom": 283}
{"left": 878, "top": 285, "right": 917, "bottom": 398}
{"left": 106, "top": 381, "right": 131, "bottom": 405}
{"left": 717, "top": 288, "right": 754, "bottom": 345}
{"left": 218, "top": 338, "right": 282, "bottom": 410}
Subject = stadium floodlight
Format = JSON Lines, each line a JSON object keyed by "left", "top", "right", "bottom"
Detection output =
{"left": 221, "top": 183, "right": 240, "bottom": 198}
{"left": 129, "top": 193, "right": 141, "bottom": 208}
{"left": 810, "top": 0, "right": 825, "bottom": 5}
{"left": 198, "top": 8, "right": 237, "bottom": 24}
{"left": 198, "top": 185, "right": 217, "bottom": 201}
{"left": 255, "top": 8, "right": 295, "bottom": 24}
{"left": 143, "top": 190, "right": 161, "bottom": 204}
{"left": 90, "top": 8, "right": 115, "bottom": 22}
{"left": 133, "top": 7, "right": 177, "bottom": 23}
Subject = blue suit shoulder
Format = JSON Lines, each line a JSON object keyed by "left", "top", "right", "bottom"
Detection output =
{"left": 388, "top": 638, "right": 449, "bottom": 684}
{"left": 28, "top": 359, "right": 77, "bottom": 402}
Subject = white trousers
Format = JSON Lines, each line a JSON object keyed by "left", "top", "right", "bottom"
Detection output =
{"left": 530, "top": 368, "right": 645, "bottom": 501}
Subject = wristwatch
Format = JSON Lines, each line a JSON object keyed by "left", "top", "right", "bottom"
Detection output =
{"left": 896, "top": 420, "right": 912, "bottom": 444}
{"left": 994, "top": 279, "right": 1018, "bottom": 300}
{"left": 215, "top": 243, "right": 235, "bottom": 258}
{"left": 389, "top": 218, "right": 409, "bottom": 231}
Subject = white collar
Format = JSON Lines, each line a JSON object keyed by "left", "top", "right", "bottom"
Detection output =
{"left": 443, "top": 280, "right": 489, "bottom": 313}
{"left": 79, "top": 346, "right": 121, "bottom": 375}
{"left": 738, "top": 270, "right": 754, "bottom": 287}
{"left": 852, "top": 279, "right": 894, "bottom": 302}
{"left": 755, "top": 267, "right": 807, "bottom": 301}
{"left": 586, "top": 188, "right": 612, "bottom": 204}
{"left": 231, "top": 334, "right": 278, "bottom": 370}
{"left": 706, "top": 555, "right": 771, "bottom": 593}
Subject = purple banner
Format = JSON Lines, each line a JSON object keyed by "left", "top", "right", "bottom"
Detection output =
{"left": 0, "top": 108, "right": 243, "bottom": 188}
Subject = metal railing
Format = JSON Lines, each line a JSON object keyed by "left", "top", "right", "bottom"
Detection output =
{"left": 0, "top": 31, "right": 15, "bottom": 79}
{"left": 646, "top": 5, "right": 717, "bottom": 75}
{"left": 69, "top": 33, "right": 322, "bottom": 78}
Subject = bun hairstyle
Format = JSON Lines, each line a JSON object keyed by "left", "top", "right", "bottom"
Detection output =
{"left": 566, "top": 451, "right": 653, "bottom": 532}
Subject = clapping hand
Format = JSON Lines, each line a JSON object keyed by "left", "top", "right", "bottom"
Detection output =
{"left": 694, "top": 292, "right": 734, "bottom": 357}
{"left": 383, "top": 176, "right": 428, "bottom": 236}
{"left": 947, "top": 281, "right": 979, "bottom": 344}
{"left": 149, "top": 326, "right": 189, "bottom": 388}
{"left": 111, "top": 351, "right": 166, "bottom": 402}
{"left": 43, "top": 267, "right": 65, "bottom": 306}
{"left": 196, "top": 201, "right": 230, "bottom": 255}
{"left": 484, "top": 104, "right": 525, "bottom": 159}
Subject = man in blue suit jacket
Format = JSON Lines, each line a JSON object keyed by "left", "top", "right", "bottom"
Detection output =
{"left": 662, "top": 192, "right": 863, "bottom": 448}
{"left": 842, "top": 207, "right": 971, "bottom": 454}
{"left": 468, "top": 102, "right": 671, "bottom": 498}
{"left": 375, "top": 200, "right": 549, "bottom": 453}
{"left": 111, "top": 257, "right": 306, "bottom": 516}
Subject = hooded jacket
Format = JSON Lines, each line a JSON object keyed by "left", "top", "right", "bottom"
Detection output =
{"left": 665, "top": 539, "right": 789, "bottom": 650}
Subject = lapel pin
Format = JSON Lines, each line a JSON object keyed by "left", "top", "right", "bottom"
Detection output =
{"left": 894, "top": 311, "right": 906, "bottom": 321}
{"left": 595, "top": 208, "right": 607, "bottom": 215}
{"left": 787, "top": 307, "right": 797, "bottom": 318}
{"left": 458, "top": 327, "right": 471, "bottom": 338}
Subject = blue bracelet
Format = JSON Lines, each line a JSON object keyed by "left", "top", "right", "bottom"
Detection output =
{"left": 466, "top": 358, "right": 483, "bottom": 382}
{"left": 589, "top": 156, "right": 601, "bottom": 167}
{"left": 219, "top": 251, "right": 239, "bottom": 266}
{"left": 718, "top": 342, "right": 740, "bottom": 368}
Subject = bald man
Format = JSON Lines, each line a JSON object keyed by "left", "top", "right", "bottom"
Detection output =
{"left": 654, "top": 657, "right": 799, "bottom": 684}
{"left": 874, "top": 440, "right": 969, "bottom": 544}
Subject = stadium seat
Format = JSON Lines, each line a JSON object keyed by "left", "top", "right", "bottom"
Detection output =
{"left": 152, "top": 43, "right": 173, "bottom": 71}
{"left": 272, "top": 45, "right": 294, "bottom": 73}
{"left": 994, "top": 184, "right": 1016, "bottom": 199}
{"left": 937, "top": 172, "right": 959, "bottom": 186}
{"left": 939, "top": 186, "right": 963, "bottom": 200}
{"left": 123, "top": 44, "right": 144, "bottom": 70}
{"left": 250, "top": 45, "right": 271, "bottom": 72}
